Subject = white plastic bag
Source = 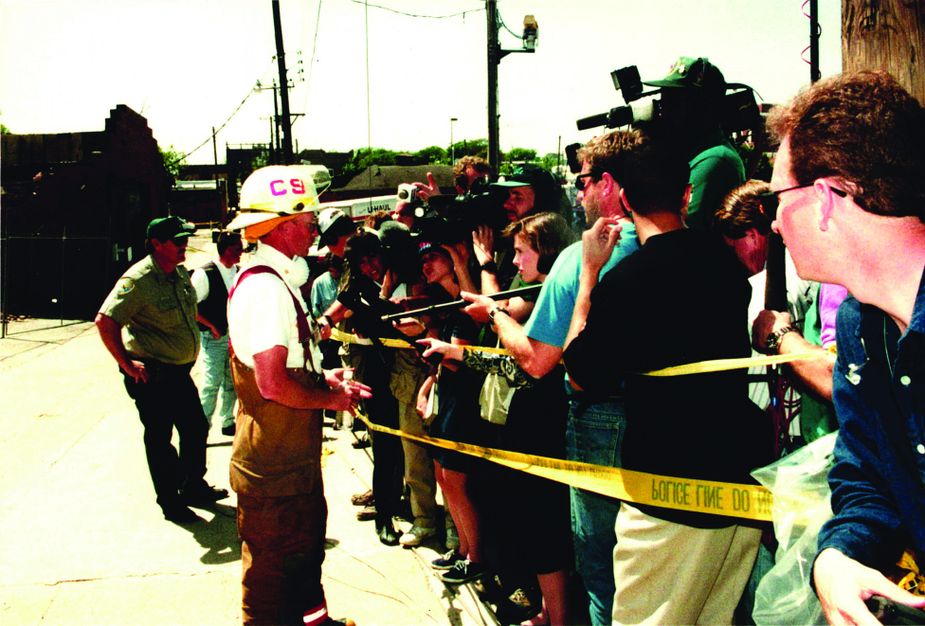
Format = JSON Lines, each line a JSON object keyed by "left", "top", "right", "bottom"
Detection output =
{"left": 751, "top": 432, "right": 837, "bottom": 626}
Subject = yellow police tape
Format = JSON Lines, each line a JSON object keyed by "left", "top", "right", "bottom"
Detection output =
{"left": 330, "top": 328, "right": 826, "bottom": 376}
{"left": 352, "top": 411, "right": 775, "bottom": 523}
{"left": 334, "top": 327, "right": 833, "bottom": 522}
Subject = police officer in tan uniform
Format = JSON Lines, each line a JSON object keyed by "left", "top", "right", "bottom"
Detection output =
{"left": 96, "top": 216, "right": 228, "bottom": 524}
{"left": 226, "top": 166, "right": 370, "bottom": 626}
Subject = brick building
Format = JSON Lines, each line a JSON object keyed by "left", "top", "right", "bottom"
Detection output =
{"left": 1, "top": 105, "right": 170, "bottom": 320}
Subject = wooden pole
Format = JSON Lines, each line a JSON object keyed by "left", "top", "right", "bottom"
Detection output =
{"left": 842, "top": 0, "right": 925, "bottom": 103}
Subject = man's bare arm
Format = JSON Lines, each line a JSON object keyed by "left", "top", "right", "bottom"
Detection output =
{"left": 564, "top": 217, "right": 622, "bottom": 352}
{"left": 486, "top": 304, "right": 562, "bottom": 379}
{"left": 95, "top": 312, "right": 148, "bottom": 383}
{"left": 252, "top": 345, "right": 369, "bottom": 412}
{"left": 752, "top": 309, "right": 835, "bottom": 401}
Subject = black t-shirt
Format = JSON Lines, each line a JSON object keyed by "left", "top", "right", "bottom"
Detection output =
{"left": 564, "top": 228, "right": 769, "bottom": 527}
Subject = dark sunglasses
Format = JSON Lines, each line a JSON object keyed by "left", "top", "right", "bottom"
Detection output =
{"left": 575, "top": 173, "right": 597, "bottom": 192}
{"left": 755, "top": 183, "right": 847, "bottom": 222}
{"left": 455, "top": 174, "right": 469, "bottom": 191}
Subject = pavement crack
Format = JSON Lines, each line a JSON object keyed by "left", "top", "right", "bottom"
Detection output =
{"left": 40, "top": 571, "right": 215, "bottom": 587}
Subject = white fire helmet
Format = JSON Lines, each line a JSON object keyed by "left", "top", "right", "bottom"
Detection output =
{"left": 226, "top": 165, "right": 329, "bottom": 232}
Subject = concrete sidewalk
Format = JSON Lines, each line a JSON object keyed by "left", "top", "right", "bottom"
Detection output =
{"left": 0, "top": 319, "right": 499, "bottom": 626}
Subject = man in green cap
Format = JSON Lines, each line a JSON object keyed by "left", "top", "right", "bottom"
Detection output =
{"left": 96, "top": 216, "right": 228, "bottom": 524}
{"left": 644, "top": 56, "right": 746, "bottom": 230}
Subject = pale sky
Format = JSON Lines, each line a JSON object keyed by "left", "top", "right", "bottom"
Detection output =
{"left": 0, "top": 0, "right": 843, "bottom": 165}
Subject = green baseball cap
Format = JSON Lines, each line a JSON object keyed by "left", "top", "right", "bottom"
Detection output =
{"left": 644, "top": 56, "right": 726, "bottom": 96}
{"left": 146, "top": 216, "right": 196, "bottom": 242}
{"left": 490, "top": 164, "right": 560, "bottom": 211}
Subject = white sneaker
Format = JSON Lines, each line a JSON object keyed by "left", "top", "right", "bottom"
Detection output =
{"left": 399, "top": 525, "right": 437, "bottom": 547}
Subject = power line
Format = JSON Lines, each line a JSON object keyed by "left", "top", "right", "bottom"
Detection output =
{"left": 176, "top": 86, "right": 257, "bottom": 163}
{"left": 349, "top": 0, "right": 483, "bottom": 20}
{"left": 300, "top": 0, "right": 324, "bottom": 123}
{"left": 497, "top": 11, "right": 523, "bottom": 39}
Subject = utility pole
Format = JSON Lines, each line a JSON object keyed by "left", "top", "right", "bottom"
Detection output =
{"left": 841, "top": 0, "right": 924, "bottom": 103}
{"left": 255, "top": 80, "right": 282, "bottom": 163}
{"left": 809, "top": 0, "right": 820, "bottom": 82}
{"left": 487, "top": 0, "right": 501, "bottom": 170}
{"left": 272, "top": 0, "right": 294, "bottom": 164}
{"left": 486, "top": 1, "right": 537, "bottom": 172}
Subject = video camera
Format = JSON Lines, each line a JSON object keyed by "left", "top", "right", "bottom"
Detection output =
{"left": 396, "top": 183, "right": 422, "bottom": 208}
{"left": 576, "top": 64, "right": 761, "bottom": 133}
{"left": 419, "top": 178, "right": 510, "bottom": 233}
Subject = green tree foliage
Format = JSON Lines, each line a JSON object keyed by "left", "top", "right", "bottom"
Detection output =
{"left": 415, "top": 145, "right": 448, "bottom": 164}
{"left": 505, "top": 147, "right": 537, "bottom": 163}
{"left": 159, "top": 145, "right": 186, "bottom": 179}
{"left": 343, "top": 147, "right": 399, "bottom": 178}
{"left": 449, "top": 138, "right": 488, "bottom": 160}
{"left": 540, "top": 152, "right": 562, "bottom": 171}
{"left": 0, "top": 123, "right": 10, "bottom": 135}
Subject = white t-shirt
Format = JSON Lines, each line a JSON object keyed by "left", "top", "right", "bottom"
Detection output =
{"left": 191, "top": 258, "right": 237, "bottom": 302}
{"left": 228, "top": 243, "right": 323, "bottom": 372}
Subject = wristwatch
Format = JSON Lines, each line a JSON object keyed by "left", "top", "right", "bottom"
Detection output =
{"left": 765, "top": 325, "right": 797, "bottom": 354}
{"left": 480, "top": 261, "right": 498, "bottom": 273}
{"left": 488, "top": 306, "right": 509, "bottom": 326}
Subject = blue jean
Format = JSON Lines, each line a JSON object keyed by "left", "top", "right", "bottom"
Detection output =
{"left": 566, "top": 396, "right": 626, "bottom": 626}
{"left": 199, "top": 331, "right": 236, "bottom": 429}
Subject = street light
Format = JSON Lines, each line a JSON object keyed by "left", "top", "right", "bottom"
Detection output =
{"left": 487, "top": 1, "right": 538, "bottom": 169}
{"left": 450, "top": 117, "right": 458, "bottom": 164}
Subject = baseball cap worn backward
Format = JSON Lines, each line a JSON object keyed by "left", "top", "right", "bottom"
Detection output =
{"left": 147, "top": 216, "right": 195, "bottom": 242}
{"left": 225, "top": 165, "right": 321, "bottom": 233}
{"left": 644, "top": 56, "right": 726, "bottom": 95}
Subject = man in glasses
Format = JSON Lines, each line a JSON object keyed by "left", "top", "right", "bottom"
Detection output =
{"left": 225, "top": 165, "right": 370, "bottom": 626}
{"left": 463, "top": 130, "right": 640, "bottom": 625}
{"left": 96, "top": 216, "right": 227, "bottom": 524}
{"left": 766, "top": 72, "right": 925, "bottom": 625}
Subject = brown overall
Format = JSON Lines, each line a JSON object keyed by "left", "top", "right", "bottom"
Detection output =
{"left": 230, "top": 355, "right": 327, "bottom": 625}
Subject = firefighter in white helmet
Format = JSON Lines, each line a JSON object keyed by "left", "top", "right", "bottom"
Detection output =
{"left": 225, "top": 165, "right": 369, "bottom": 626}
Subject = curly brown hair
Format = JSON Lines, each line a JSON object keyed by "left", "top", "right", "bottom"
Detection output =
{"left": 714, "top": 179, "right": 771, "bottom": 238}
{"left": 767, "top": 71, "right": 925, "bottom": 221}
{"left": 452, "top": 155, "right": 492, "bottom": 180}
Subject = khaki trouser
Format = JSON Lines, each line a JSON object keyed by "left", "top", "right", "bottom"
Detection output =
{"left": 391, "top": 349, "right": 438, "bottom": 529}
{"left": 612, "top": 503, "right": 761, "bottom": 626}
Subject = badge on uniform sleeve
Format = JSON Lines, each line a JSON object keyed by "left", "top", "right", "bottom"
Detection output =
{"left": 118, "top": 278, "right": 135, "bottom": 295}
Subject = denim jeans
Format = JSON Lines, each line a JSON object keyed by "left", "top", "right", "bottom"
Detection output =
{"left": 566, "top": 396, "right": 626, "bottom": 626}
{"left": 199, "top": 331, "right": 236, "bottom": 429}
